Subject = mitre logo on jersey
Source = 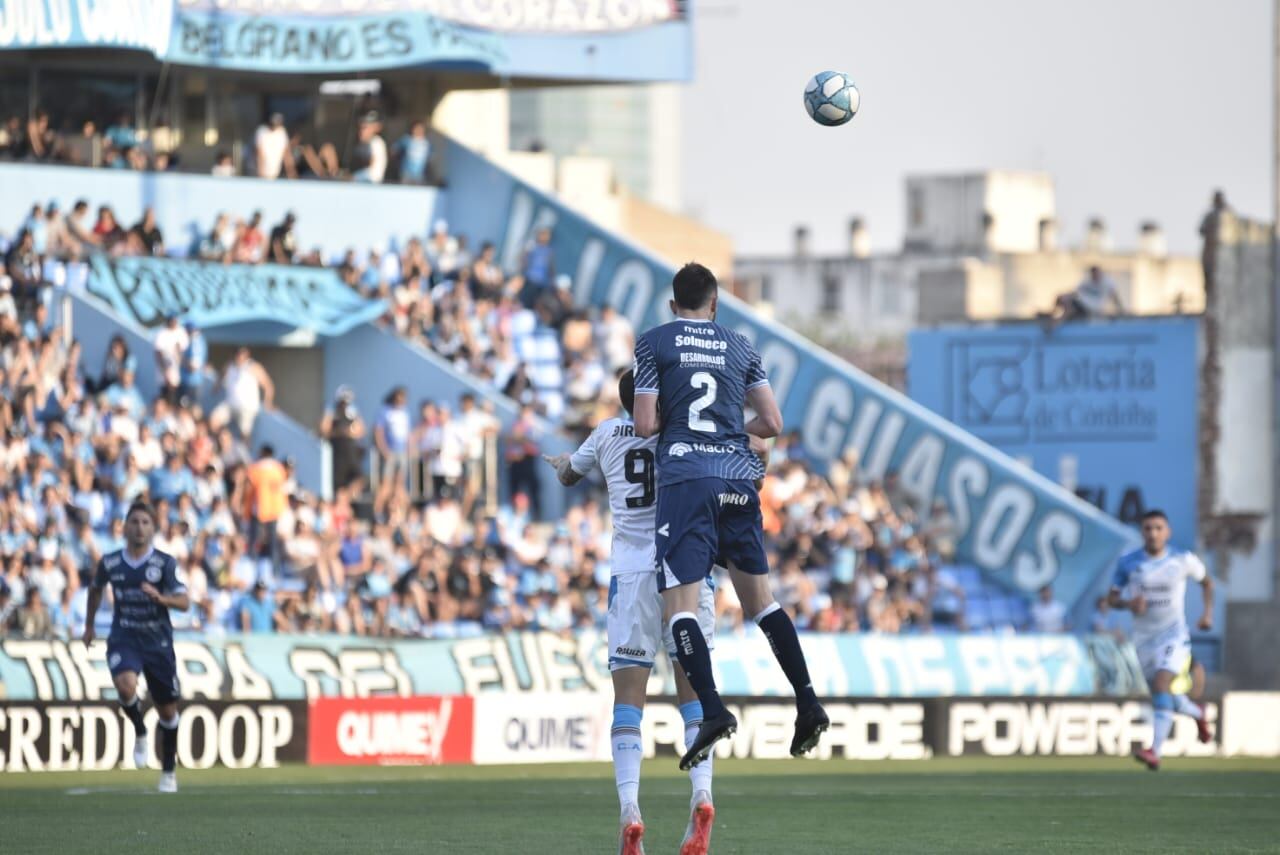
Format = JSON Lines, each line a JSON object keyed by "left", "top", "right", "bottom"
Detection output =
{"left": 669, "top": 443, "right": 692, "bottom": 457}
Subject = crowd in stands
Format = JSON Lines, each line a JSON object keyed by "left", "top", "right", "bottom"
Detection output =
{"left": 0, "top": 109, "right": 432, "bottom": 186}
{"left": 1, "top": 182, "right": 1069, "bottom": 644}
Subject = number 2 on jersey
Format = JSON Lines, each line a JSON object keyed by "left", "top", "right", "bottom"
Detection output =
{"left": 624, "top": 448, "right": 655, "bottom": 508}
{"left": 689, "top": 371, "right": 718, "bottom": 433}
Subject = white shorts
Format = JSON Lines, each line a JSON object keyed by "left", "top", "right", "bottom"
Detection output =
{"left": 1136, "top": 625, "right": 1192, "bottom": 683}
{"left": 608, "top": 572, "right": 715, "bottom": 672}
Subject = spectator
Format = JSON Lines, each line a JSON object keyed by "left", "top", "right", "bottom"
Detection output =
{"left": 505, "top": 404, "right": 541, "bottom": 520}
{"left": 65, "top": 200, "right": 99, "bottom": 253}
{"left": 64, "top": 120, "right": 99, "bottom": 166}
{"left": 13, "top": 587, "right": 54, "bottom": 639}
{"left": 1089, "top": 595, "right": 1126, "bottom": 642}
{"left": 427, "top": 220, "right": 461, "bottom": 280}
{"left": 1030, "top": 584, "right": 1069, "bottom": 633}
{"left": 182, "top": 322, "right": 207, "bottom": 402}
{"left": 129, "top": 207, "right": 165, "bottom": 256}
{"left": 211, "top": 151, "right": 236, "bottom": 177}
{"left": 22, "top": 204, "right": 48, "bottom": 257}
{"left": 198, "top": 213, "right": 235, "bottom": 262}
{"left": 104, "top": 112, "right": 137, "bottom": 151}
{"left": 218, "top": 346, "right": 273, "bottom": 437}
{"left": 91, "top": 205, "right": 125, "bottom": 252}
{"left": 373, "top": 386, "right": 410, "bottom": 517}
{"left": 254, "top": 113, "right": 292, "bottom": 180}
{"left": 237, "top": 580, "right": 280, "bottom": 632}
{"left": 246, "top": 444, "right": 288, "bottom": 578}
{"left": 457, "top": 393, "right": 498, "bottom": 515}
{"left": 44, "top": 201, "right": 78, "bottom": 261}
{"left": 153, "top": 315, "right": 189, "bottom": 405}
{"left": 352, "top": 112, "right": 387, "bottom": 184}
{"left": 268, "top": 212, "right": 297, "bottom": 264}
{"left": 233, "top": 212, "right": 266, "bottom": 264}
{"left": 1051, "top": 265, "right": 1123, "bottom": 325}
{"left": 93, "top": 334, "right": 136, "bottom": 396}
{"left": 319, "top": 386, "right": 365, "bottom": 493}
{"left": 596, "top": 305, "right": 634, "bottom": 374}
{"left": 393, "top": 120, "right": 431, "bottom": 184}
{"left": 520, "top": 227, "right": 555, "bottom": 309}
{"left": 4, "top": 229, "right": 46, "bottom": 315}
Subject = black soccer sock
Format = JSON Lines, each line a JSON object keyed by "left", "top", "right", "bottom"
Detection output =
{"left": 120, "top": 695, "right": 147, "bottom": 737}
{"left": 755, "top": 604, "right": 819, "bottom": 711}
{"left": 159, "top": 715, "right": 179, "bottom": 773}
{"left": 669, "top": 612, "right": 726, "bottom": 719}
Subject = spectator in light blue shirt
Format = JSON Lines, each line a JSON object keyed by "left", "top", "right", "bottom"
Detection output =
{"left": 520, "top": 227, "right": 555, "bottom": 309}
{"left": 105, "top": 112, "right": 137, "bottom": 151}
{"left": 182, "top": 323, "right": 207, "bottom": 400}
{"left": 105, "top": 369, "right": 146, "bottom": 421}
{"left": 149, "top": 455, "right": 196, "bottom": 503}
{"left": 237, "top": 581, "right": 278, "bottom": 632}
{"left": 394, "top": 120, "right": 431, "bottom": 184}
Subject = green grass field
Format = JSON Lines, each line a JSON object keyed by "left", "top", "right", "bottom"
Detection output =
{"left": 5, "top": 757, "right": 1279, "bottom": 854}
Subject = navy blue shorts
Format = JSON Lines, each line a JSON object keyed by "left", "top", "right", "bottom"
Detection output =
{"left": 656, "top": 477, "right": 768, "bottom": 590}
{"left": 107, "top": 639, "right": 181, "bottom": 705}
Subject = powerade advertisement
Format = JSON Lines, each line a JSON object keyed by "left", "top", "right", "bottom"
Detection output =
{"left": 907, "top": 318, "right": 1199, "bottom": 541}
{"left": 440, "top": 140, "right": 1139, "bottom": 612}
{"left": 0, "top": 632, "right": 1146, "bottom": 702}
{"left": 0, "top": 0, "right": 691, "bottom": 80}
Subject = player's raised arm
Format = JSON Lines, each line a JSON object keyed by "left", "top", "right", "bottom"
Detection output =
{"left": 1190, "top": 553, "right": 1214, "bottom": 631}
{"left": 632, "top": 336, "right": 660, "bottom": 438}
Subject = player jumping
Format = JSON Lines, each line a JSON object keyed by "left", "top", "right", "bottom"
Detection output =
{"left": 633, "top": 262, "right": 828, "bottom": 771}
{"left": 545, "top": 369, "right": 718, "bottom": 855}
{"left": 83, "top": 501, "right": 190, "bottom": 792}
{"left": 1109, "top": 509, "right": 1214, "bottom": 770}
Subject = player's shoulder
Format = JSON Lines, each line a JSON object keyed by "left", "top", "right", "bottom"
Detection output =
{"left": 1170, "top": 547, "right": 1205, "bottom": 567}
{"left": 100, "top": 549, "right": 124, "bottom": 569}
{"left": 149, "top": 549, "right": 178, "bottom": 569}
{"left": 595, "top": 417, "right": 650, "bottom": 448}
{"left": 1115, "top": 547, "right": 1148, "bottom": 574}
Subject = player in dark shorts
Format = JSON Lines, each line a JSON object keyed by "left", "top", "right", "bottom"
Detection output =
{"left": 632, "top": 262, "right": 829, "bottom": 770}
{"left": 83, "top": 501, "right": 190, "bottom": 792}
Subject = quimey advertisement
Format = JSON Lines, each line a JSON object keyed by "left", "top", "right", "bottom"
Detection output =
{"left": 0, "top": 632, "right": 1146, "bottom": 704}
{"left": 10, "top": 695, "right": 1272, "bottom": 772}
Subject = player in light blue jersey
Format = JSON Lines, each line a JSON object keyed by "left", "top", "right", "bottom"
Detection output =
{"left": 1110, "top": 509, "right": 1214, "bottom": 770}
{"left": 633, "top": 262, "right": 828, "bottom": 771}
{"left": 84, "top": 501, "right": 190, "bottom": 792}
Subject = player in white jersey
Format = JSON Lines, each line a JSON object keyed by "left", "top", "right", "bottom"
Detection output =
{"left": 1109, "top": 509, "right": 1214, "bottom": 770}
{"left": 543, "top": 370, "right": 718, "bottom": 855}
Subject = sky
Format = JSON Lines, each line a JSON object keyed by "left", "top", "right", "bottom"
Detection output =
{"left": 681, "top": 0, "right": 1271, "bottom": 256}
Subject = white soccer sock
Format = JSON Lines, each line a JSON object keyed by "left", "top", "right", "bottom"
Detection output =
{"left": 612, "top": 704, "right": 643, "bottom": 809}
{"left": 686, "top": 724, "right": 713, "bottom": 797}
{"left": 1173, "top": 695, "right": 1204, "bottom": 720}
{"left": 1151, "top": 692, "right": 1175, "bottom": 757}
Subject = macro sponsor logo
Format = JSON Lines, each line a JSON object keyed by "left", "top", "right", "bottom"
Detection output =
{"left": 668, "top": 443, "right": 691, "bottom": 457}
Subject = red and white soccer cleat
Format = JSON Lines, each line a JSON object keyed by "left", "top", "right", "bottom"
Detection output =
{"left": 1194, "top": 705, "right": 1213, "bottom": 744}
{"left": 680, "top": 791, "right": 715, "bottom": 855}
{"left": 618, "top": 803, "right": 645, "bottom": 855}
{"left": 1133, "top": 747, "right": 1160, "bottom": 771}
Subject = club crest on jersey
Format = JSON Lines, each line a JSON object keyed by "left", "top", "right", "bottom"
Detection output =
{"left": 109, "top": 652, "right": 121, "bottom": 668}
{"left": 145, "top": 564, "right": 163, "bottom": 583}
{"left": 669, "top": 443, "right": 692, "bottom": 457}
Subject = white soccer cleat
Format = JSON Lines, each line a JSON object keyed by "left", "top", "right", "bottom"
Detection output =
{"left": 133, "top": 734, "right": 148, "bottom": 769}
{"left": 680, "top": 790, "right": 715, "bottom": 855}
{"left": 158, "top": 772, "right": 178, "bottom": 793}
{"left": 618, "top": 802, "right": 645, "bottom": 855}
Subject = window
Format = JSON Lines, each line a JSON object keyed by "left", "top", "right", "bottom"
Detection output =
{"left": 821, "top": 275, "right": 842, "bottom": 313}
{"left": 908, "top": 185, "right": 925, "bottom": 228}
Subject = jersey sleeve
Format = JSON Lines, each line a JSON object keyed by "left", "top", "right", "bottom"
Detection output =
{"left": 1183, "top": 552, "right": 1208, "bottom": 583}
{"left": 744, "top": 341, "right": 769, "bottom": 391}
{"left": 1109, "top": 557, "right": 1131, "bottom": 591}
{"left": 91, "top": 557, "right": 109, "bottom": 590}
{"left": 568, "top": 426, "right": 600, "bottom": 477}
{"left": 161, "top": 555, "right": 187, "bottom": 595}
{"left": 633, "top": 335, "right": 659, "bottom": 395}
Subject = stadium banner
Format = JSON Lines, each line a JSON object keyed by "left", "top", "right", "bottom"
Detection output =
{"left": 444, "top": 139, "right": 1140, "bottom": 615}
{"left": 0, "top": 0, "right": 691, "bottom": 80}
{"left": 471, "top": 693, "right": 612, "bottom": 764}
{"left": 84, "top": 254, "right": 386, "bottom": 335}
{"left": 0, "top": 634, "right": 1145, "bottom": 703}
{"left": 937, "top": 698, "right": 1217, "bottom": 759}
{"left": 0, "top": 700, "right": 306, "bottom": 773}
{"left": 307, "top": 695, "right": 473, "bottom": 765}
{"left": 907, "top": 318, "right": 1200, "bottom": 541}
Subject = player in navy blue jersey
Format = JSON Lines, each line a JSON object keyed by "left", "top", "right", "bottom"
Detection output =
{"left": 83, "top": 501, "right": 190, "bottom": 792}
{"left": 633, "top": 262, "right": 829, "bottom": 770}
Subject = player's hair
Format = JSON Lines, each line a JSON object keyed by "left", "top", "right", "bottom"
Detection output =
{"left": 125, "top": 501, "right": 158, "bottom": 525}
{"left": 618, "top": 369, "right": 636, "bottom": 417}
{"left": 1141, "top": 509, "right": 1168, "bottom": 523}
{"left": 671, "top": 262, "right": 718, "bottom": 310}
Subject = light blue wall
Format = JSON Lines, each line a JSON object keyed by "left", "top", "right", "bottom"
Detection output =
{"left": 323, "top": 323, "right": 572, "bottom": 520}
{"left": 0, "top": 164, "right": 441, "bottom": 262}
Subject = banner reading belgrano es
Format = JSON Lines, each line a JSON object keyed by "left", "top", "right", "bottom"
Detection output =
{"left": 443, "top": 140, "right": 1140, "bottom": 609}
{"left": 0, "top": 632, "right": 1146, "bottom": 702}
{"left": 85, "top": 254, "right": 386, "bottom": 335}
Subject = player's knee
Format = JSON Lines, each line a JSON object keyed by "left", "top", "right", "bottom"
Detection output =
{"left": 114, "top": 673, "right": 138, "bottom": 701}
{"left": 750, "top": 600, "right": 782, "bottom": 625}
{"left": 157, "top": 706, "right": 180, "bottom": 728}
{"left": 1151, "top": 670, "right": 1174, "bottom": 693}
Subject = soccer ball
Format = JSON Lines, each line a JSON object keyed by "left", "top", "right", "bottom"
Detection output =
{"left": 804, "top": 71, "right": 859, "bottom": 127}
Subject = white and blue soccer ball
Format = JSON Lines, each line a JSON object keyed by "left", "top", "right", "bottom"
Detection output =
{"left": 804, "top": 71, "right": 860, "bottom": 127}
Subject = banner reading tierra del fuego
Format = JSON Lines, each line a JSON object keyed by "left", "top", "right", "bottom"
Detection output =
{"left": 0, "top": 0, "right": 691, "bottom": 79}
{"left": 442, "top": 140, "right": 1140, "bottom": 611}
{"left": 85, "top": 254, "right": 386, "bottom": 335}
{"left": 0, "top": 632, "right": 1146, "bottom": 703}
